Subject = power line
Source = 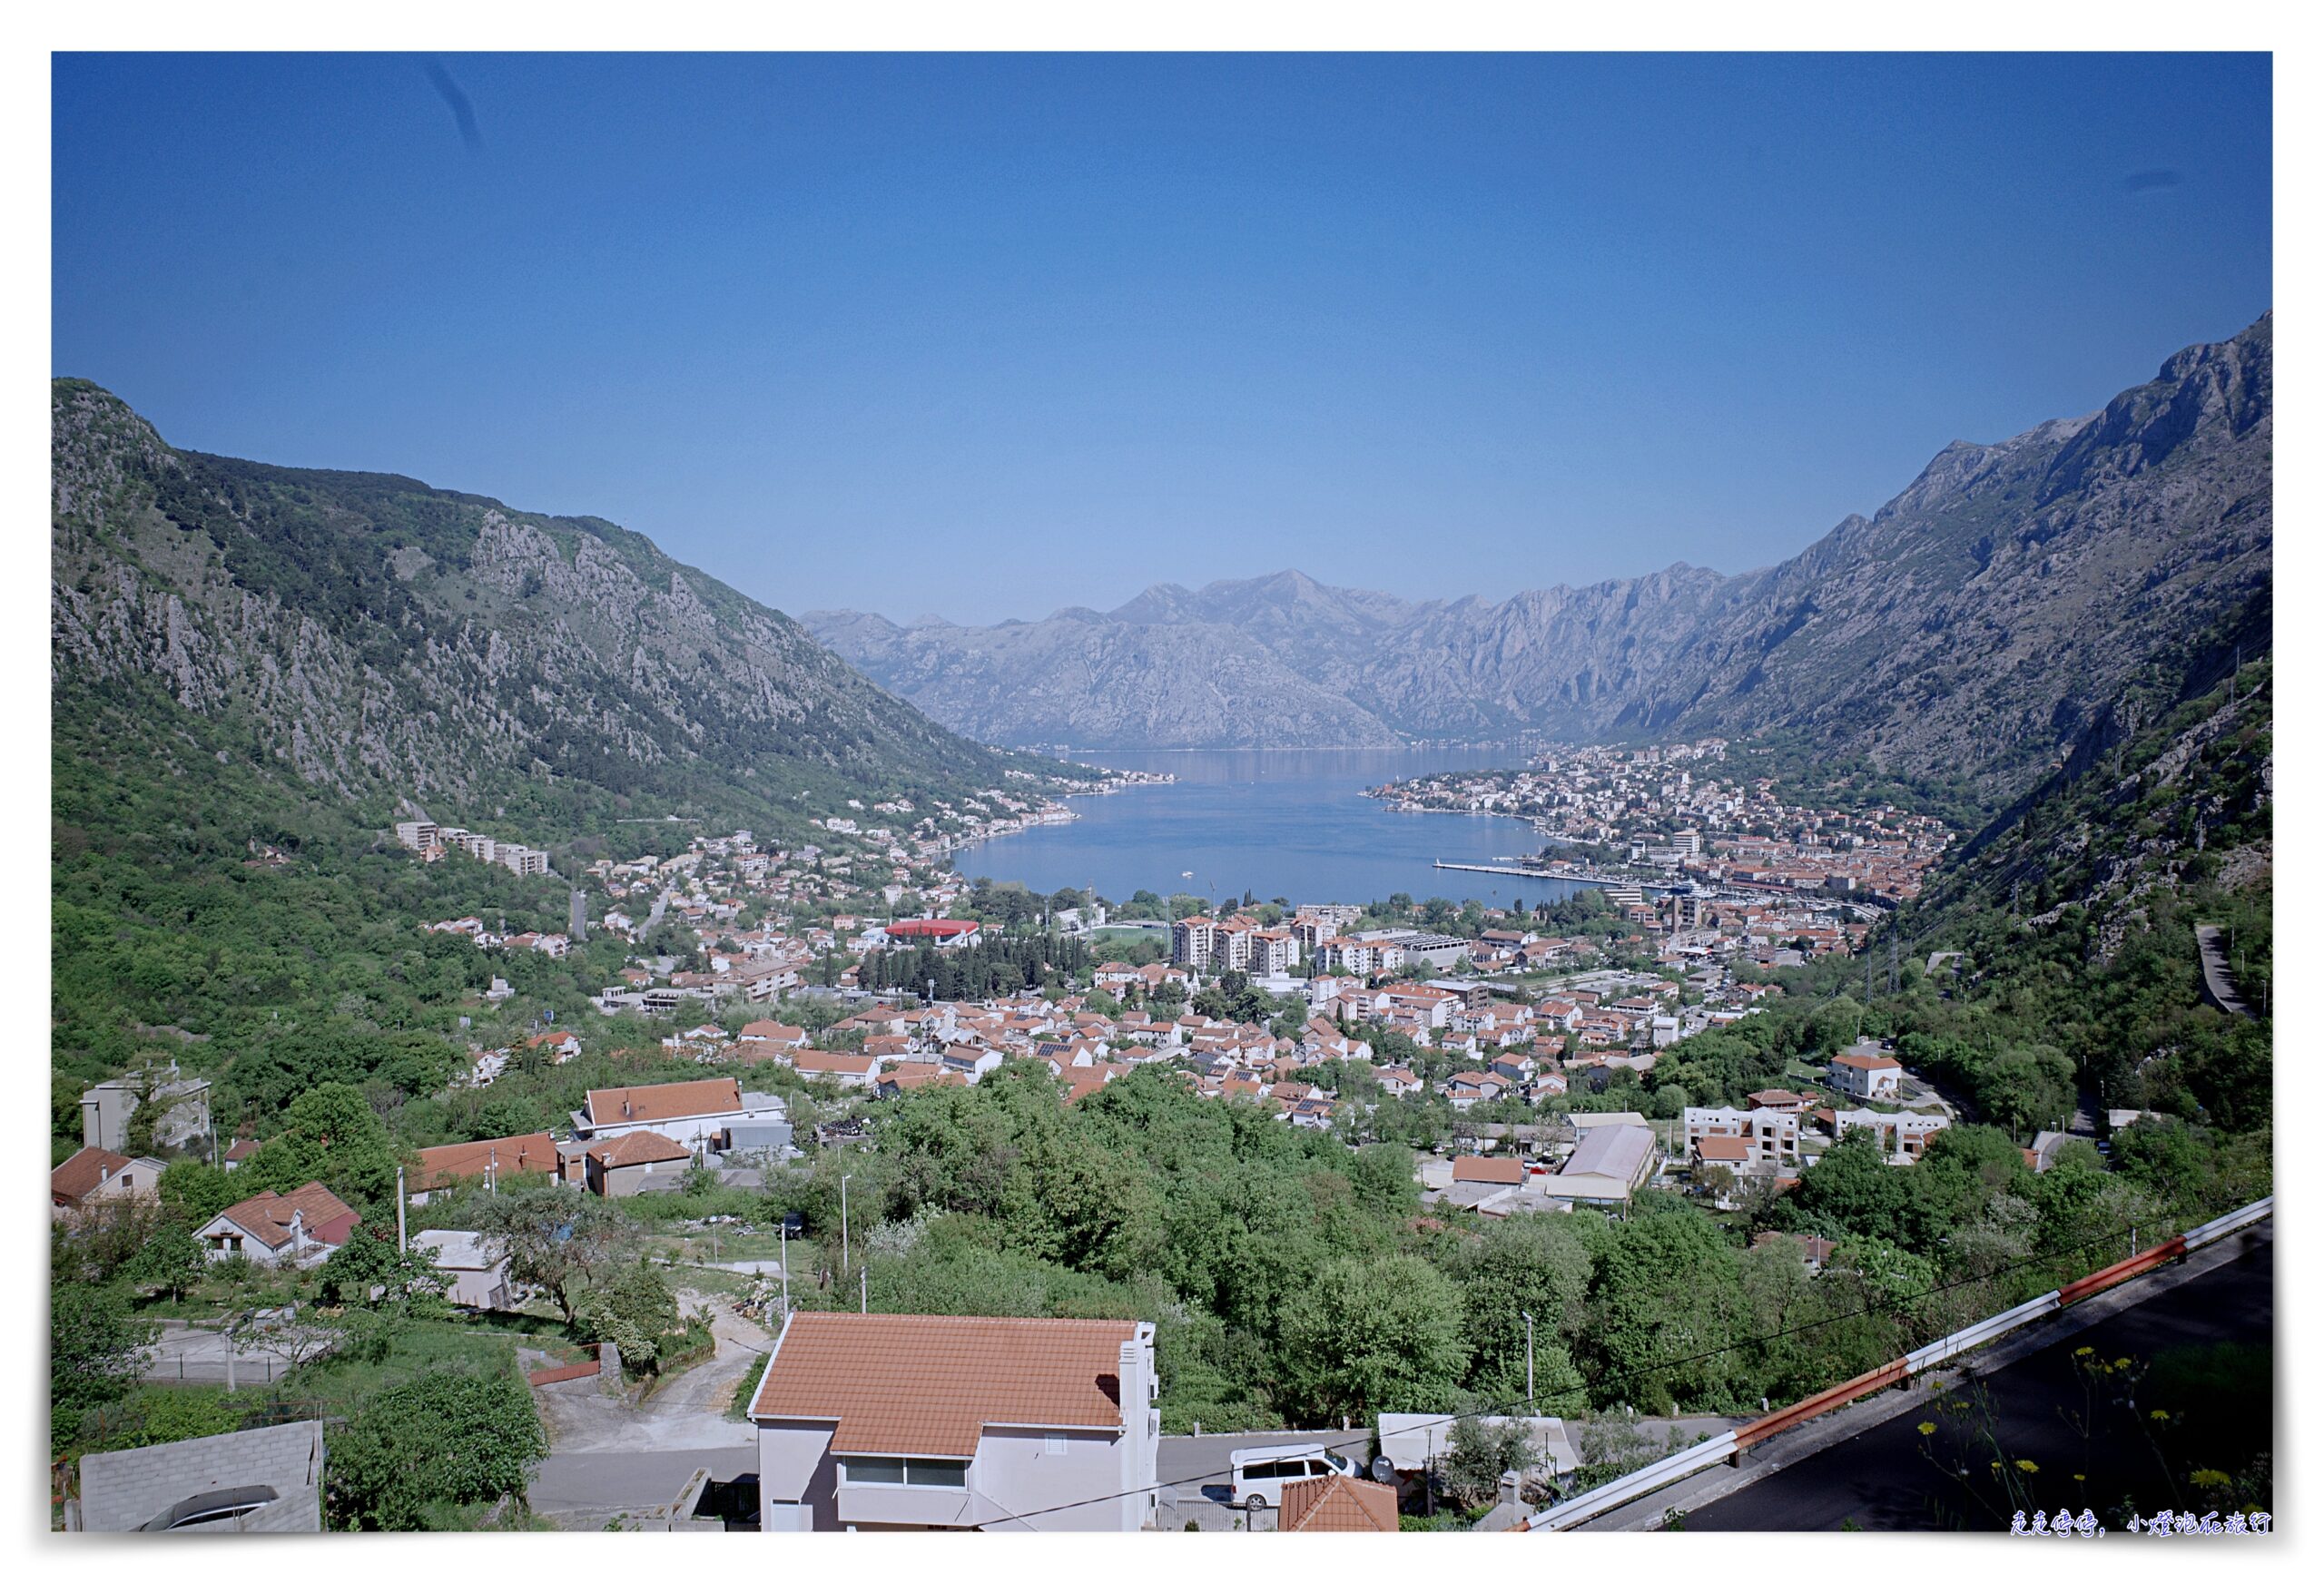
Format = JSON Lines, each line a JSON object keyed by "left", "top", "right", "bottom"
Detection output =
{"left": 925, "top": 1188, "right": 2250, "bottom": 1529}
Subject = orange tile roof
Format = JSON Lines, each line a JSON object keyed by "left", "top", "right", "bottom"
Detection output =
{"left": 1695, "top": 1135, "right": 1750, "bottom": 1163}
{"left": 50, "top": 1145, "right": 135, "bottom": 1204}
{"left": 1281, "top": 1473, "right": 1399, "bottom": 1532}
{"left": 411, "top": 1132, "right": 557, "bottom": 1191}
{"left": 586, "top": 1130, "right": 692, "bottom": 1168}
{"left": 212, "top": 1181, "right": 360, "bottom": 1250}
{"left": 1452, "top": 1155, "right": 1524, "bottom": 1185}
{"left": 586, "top": 1077, "right": 742, "bottom": 1126}
{"left": 749, "top": 1313, "right": 1141, "bottom": 1456}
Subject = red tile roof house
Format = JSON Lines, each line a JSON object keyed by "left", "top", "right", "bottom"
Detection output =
{"left": 791, "top": 1049, "right": 883, "bottom": 1090}
{"left": 572, "top": 1077, "right": 787, "bottom": 1154}
{"left": 584, "top": 1130, "right": 694, "bottom": 1197}
{"left": 1828, "top": 1046, "right": 1905, "bottom": 1101}
{"left": 50, "top": 1146, "right": 166, "bottom": 1218}
{"left": 194, "top": 1182, "right": 360, "bottom": 1268}
{"left": 408, "top": 1132, "right": 559, "bottom": 1204}
{"left": 747, "top": 1313, "right": 1160, "bottom": 1531}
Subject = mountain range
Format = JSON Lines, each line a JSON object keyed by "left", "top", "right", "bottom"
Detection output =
{"left": 808, "top": 314, "right": 2273, "bottom": 811}
{"left": 51, "top": 380, "right": 1078, "bottom": 852}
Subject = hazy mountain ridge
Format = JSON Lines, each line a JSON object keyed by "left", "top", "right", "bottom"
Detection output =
{"left": 807, "top": 315, "right": 2271, "bottom": 808}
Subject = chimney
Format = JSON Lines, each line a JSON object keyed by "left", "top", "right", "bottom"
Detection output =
{"left": 1499, "top": 1470, "right": 1523, "bottom": 1512}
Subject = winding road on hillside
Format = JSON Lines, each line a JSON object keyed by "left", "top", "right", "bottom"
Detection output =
{"left": 2195, "top": 925, "right": 2255, "bottom": 1018}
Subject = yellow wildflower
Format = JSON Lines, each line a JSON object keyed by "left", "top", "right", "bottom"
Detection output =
{"left": 1917, "top": 1422, "right": 1935, "bottom": 1435}
{"left": 2014, "top": 1460, "right": 2039, "bottom": 1474}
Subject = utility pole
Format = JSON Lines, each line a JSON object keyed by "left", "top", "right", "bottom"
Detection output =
{"left": 395, "top": 1166, "right": 408, "bottom": 1253}
{"left": 1522, "top": 1311, "right": 1536, "bottom": 1406}
{"left": 778, "top": 1221, "right": 792, "bottom": 1317}
{"left": 841, "top": 1175, "right": 852, "bottom": 1274}
{"left": 860, "top": 1266, "right": 869, "bottom": 1315}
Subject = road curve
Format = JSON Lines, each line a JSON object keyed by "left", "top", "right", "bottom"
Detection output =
{"left": 2194, "top": 925, "right": 2254, "bottom": 1018}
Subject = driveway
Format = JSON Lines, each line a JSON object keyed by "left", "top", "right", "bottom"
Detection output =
{"left": 526, "top": 1288, "right": 771, "bottom": 1526}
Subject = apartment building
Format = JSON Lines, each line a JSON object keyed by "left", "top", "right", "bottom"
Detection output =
{"left": 1682, "top": 1106, "right": 1802, "bottom": 1170}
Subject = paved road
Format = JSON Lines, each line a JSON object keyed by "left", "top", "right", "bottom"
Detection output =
{"left": 528, "top": 1447, "right": 755, "bottom": 1527}
{"left": 527, "top": 1290, "right": 770, "bottom": 1525}
{"left": 1677, "top": 1235, "right": 2273, "bottom": 1531}
{"left": 1156, "top": 1429, "right": 1374, "bottom": 1531}
{"left": 2195, "top": 925, "right": 2255, "bottom": 1018}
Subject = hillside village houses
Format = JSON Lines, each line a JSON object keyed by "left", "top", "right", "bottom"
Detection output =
{"left": 363, "top": 770, "right": 1967, "bottom": 1251}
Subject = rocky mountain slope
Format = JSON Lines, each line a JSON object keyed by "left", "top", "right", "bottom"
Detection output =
{"left": 52, "top": 379, "right": 1078, "bottom": 847}
{"left": 809, "top": 315, "right": 2272, "bottom": 811}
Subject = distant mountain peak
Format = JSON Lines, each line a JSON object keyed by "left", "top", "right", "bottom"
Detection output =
{"left": 803, "top": 313, "right": 2270, "bottom": 808}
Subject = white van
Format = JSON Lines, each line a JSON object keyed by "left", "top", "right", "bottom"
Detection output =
{"left": 1227, "top": 1444, "right": 1357, "bottom": 1512}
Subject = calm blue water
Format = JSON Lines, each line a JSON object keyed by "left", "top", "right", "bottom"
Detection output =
{"left": 962, "top": 747, "right": 1594, "bottom": 909}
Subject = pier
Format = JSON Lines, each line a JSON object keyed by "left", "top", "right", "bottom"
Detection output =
{"left": 1431, "top": 859, "right": 1683, "bottom": 896}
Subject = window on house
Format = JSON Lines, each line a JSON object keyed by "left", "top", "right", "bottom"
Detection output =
{"left": 841, "top": 1456, "right": 967, "bottom": 1488}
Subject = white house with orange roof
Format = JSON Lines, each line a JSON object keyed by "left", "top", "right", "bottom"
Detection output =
{"left": 573, "top": 1077, "right": 786, "bottom": 1154}
{"left": 1828, "top": 1042, "right": 1905, "bottom": 1101}
{"left": 746, "top": 1312, "right": 1159, "bottom": 1531}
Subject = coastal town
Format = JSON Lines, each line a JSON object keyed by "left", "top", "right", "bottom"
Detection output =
{"left": 1368, "top": 739, "right": 1955, "bottom": 906}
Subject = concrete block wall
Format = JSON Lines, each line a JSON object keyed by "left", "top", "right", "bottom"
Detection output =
{"left": 78, "top": 1421, "right": 324, "bottom": 1533}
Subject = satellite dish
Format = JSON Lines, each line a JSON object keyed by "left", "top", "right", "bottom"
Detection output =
{"left": 1370, "top": 1456, "right": 1396, "bottom": 1485}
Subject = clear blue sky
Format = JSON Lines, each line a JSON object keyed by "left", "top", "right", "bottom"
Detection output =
{"left": 54, "top": 53, "right": 2271, "bottom": 624}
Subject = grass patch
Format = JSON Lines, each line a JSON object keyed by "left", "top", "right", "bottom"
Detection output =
{"left": 279, "top": 1317, "right": 527, "bottom": 1416}
{"left": 727, "top": 1351, "right": 773, "bottom": 1421}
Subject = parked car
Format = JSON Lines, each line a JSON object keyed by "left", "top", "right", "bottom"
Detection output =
{"left": 1227, "top": 1444, "right": 1357, "bottom": 1512}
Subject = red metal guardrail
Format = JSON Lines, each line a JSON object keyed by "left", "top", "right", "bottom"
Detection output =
{"left": 2054, "top": 1236, "right": 2187, "bottom": 1307}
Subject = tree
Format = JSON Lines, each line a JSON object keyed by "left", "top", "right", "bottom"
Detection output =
{"left": 1348, "top": 1143, "right": 1420, "bottom": 1218}
{"left": 325, "top": 1366, "right": 547, "bottom": 1529}
{"left": 1279, "top": 1254, "right": 1471, "bottom": 1423}
{"left": 241, "top": 1306, "right": 348, "bottom": 1374}
{"left": 1441, "top": 1411, "right": 1536, "bottom": 1509}
{"left": 467, "top": 1184, "right": 640, "bottom": 1323}
{"left": 572, "top": 1260, "right": 681, "bottom": 1372}
{"left": 1583, "top": 1211, "right": 1748, "bottom": 1413}
{"left": 52, "top": 1284, "right": 157, "bottom": 1446}
{"left": 1785, "top": 1130, "right": 1913, "bottom": 1244}
{"left": 158, "top": 1160, "right": 240, "bottom": 1226}
{"left": 318, "top": 1227, "right": 451, "bottom": 1313}
{"left": 240, "top": 1081, "right": 407, "bottom": 1209}
{"left": 121, "top": 1216, "right": 207, "bottom": 1302}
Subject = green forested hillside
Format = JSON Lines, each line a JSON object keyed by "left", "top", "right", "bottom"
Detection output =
{"left": 49, "top": 379, "right": 1089, "bottom": 1149}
